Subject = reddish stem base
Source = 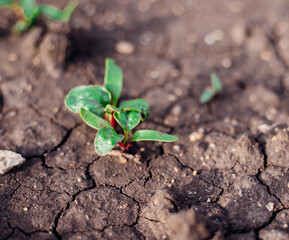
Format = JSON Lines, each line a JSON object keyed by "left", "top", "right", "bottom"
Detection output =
{"left": 118, "top": 142, "right": 132, "bottom": 151}
{"left": 104, "top": 113, "right": 131, "bottom": 150}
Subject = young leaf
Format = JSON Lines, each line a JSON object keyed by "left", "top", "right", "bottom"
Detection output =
{"left": 20, "top": 0, "right": 40, "bottom": 22}
{"left": 13, "top": 20, "right": 31, "bottom": 33}
{"left": 119, "top": 99, "right": 150, "bottom": 120}
{"left": 60, "top": 1, "right": 78, "bottom": 21}
{"left": 40, "top": 2, "right": 78, "bottom": 21}
{"left": 104, "top": 58, "right": 123, "bottom": 106}
{"left": 114, "top": 111, "right": 141, "bottom": 134}
{"left": 79, "top": 107, "right": 112, "bottom": 130}
{"left": 65, "top": 85, "right": 111, "bottom": 116}
{"left": 104, "top": 104, "right": 120, "bottom": 114}
{"left": 0, "top": 0, "right": 13, "bottom": 7}
{"left": 94, "top": 127, "right": 123, "bottom": 156}
{"left": 39, "top": 5, "right": 62, "bottom": 20}
{"left": 199, "top": 89, "right": 214, "bottom": 103}
{"left": 211, "top": 72, "right": 222, "bottom": 92}
{"left": 132, "top": 130, "right": 178, "bottom": 142}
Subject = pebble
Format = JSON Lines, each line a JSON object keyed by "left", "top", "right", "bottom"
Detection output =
{"left": 8, "top": 53, "right": 18, "bottom": 62}
{"left": 119, "top": 156, "right": 127, "bottom": 163}
{"left": 173, "top": 145, "right": 181, "bottom": 152}
{"left": 167, "top": 94, "right": 177, "bottom": 102}
{"left": 189, "top": 131, "right": 204, "bottom": 142}
{"left": 0, "top": 150, "right": 26, "bottom": 175}
{"left": 23, "top": 207, "right": 28, "bottom": 212}
{"left": 260, "top": 50, "right": 272, "bottom": 61}
{"left": 230, "top": 22, "right": 246, "bottom": 46}
{"left": 115, "top": 41, "right": 135, "bottom": 55}
{"left": 204, "top": 29, "right": 224, "bottom": 45}
{"left": 172, "top": 105, "right": 182, "bottom": 115}
{"left": 266, "top": 202, "right": 274, "bottom": 212}
{"left": 222, "top": 58, "right": 232, "bottom": 68}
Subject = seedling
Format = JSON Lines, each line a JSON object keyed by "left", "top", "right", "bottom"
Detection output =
{"left": 199, "top": 72, "right": 223, "bottom": 103}
{"left": 65, "top": 58, "right": 179, "bottom": 156}
{"left": 0, "top": 0, "right": 78, "bottom": 33}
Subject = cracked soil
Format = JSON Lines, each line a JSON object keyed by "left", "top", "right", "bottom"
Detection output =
{"left": 1, "top": 0, "right": 289, "bottom": 239}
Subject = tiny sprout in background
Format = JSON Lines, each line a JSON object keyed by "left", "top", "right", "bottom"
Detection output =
{"left": 199, "top": 72, "right": 223, "bottom": 103}
{"left": 0, "top": 0, "right": 78, "bottom": 33}
{"left": 65, "top": 58, "right": 179, "bottom": 156}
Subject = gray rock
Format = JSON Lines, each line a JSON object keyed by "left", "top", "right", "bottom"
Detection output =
{"left": 0, "top": 150, "right": 26, "bottom": 175}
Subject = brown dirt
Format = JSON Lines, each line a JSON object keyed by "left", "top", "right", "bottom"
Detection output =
{"left": 1, "top": 0, "right": 289, "bottom": 239}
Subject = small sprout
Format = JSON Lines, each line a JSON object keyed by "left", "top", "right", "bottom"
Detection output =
{"left": 199, "top": 72, "right": 223, "bottom": 103}
{"left": 0, "top": 0, "right": 78, "bottom": 33}
{"left": 65, "top": 58, "right": 179, "bottom": 156}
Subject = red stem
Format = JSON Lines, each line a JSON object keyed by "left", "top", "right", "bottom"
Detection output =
{"left": 104, "top": 112, "right": 132, "bottom": 150}
{"left": 118, "top": 142, "right": 132, "bottom": 150}
{"left": 110, "top": 115, "right": 116, "bottom": 129}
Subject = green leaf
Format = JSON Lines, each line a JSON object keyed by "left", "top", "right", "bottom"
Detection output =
{"left": 60, "top": 1, "right": 78, "bottom": 21}
{"left": 199, "top": 89, "right": 215, "bottom": 103}
{"left": 211, "top": 72, "right": 222, "bottom": 93}
{"left": 40, "top": 2, "right": 78, "bottom": 21}
{"left": 132, "top": 130, "right": 178, "bottom": 142}
{"left": 13, "top": 20, "right": 31, "bottom": 33}
{"left": 79, "top": 107, "right": 112, "bottom": 130}
{"left": 65, "top": 85, "right": 111, "bottom": 116}
{"left": 114, "top": 111, "right": 141, "bottom": 134}
{"left": 119, "top": 99, "right": 150, "bottom": 120}
{"left": 39, "top": 4, "right": 62, "bottom": 20}
{"left": 0, "top": 0, "right": 13, "bottom": 7}
{"left": 104, "top": 104, "right": 120, "bottom": 114}
{"left": 20, "top": 0, "right": 40, "bottom": 22}
{"left": 94, "top": 127, "right": 123, "bottom": 156}
{"left": 104, "top": 58, "right": 123, "bottom": 106}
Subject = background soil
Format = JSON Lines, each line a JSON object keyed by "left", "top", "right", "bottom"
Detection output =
{"left": 1, "top": 0, "right": 289, "bottom": 239}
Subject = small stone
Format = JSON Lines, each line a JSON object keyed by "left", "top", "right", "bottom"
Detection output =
{"left": 257, "top": 124, "right": 270, "bottom": 133}
{"left": 0, "top": 150, "right": 26, "bottom": 175}
{"left": 193, "top": 170, "right": 198, "bottom": 176}
{"left": 172, "top": 105, "right": 182, "bottom": 115}
{"left": 173, "top": 145, "right": 181, "bottom": 152}
{"left": 23, "top": 207, "right": 28, "bottom": 212}
{"left": 204, "top": 33, "right": 216, "bottom": 45}
{"left": 189, "top": 131, "right": 204, "bottom": 142}
{"left": 230, "top": 22, "right": 246, "bottom": 45}
{"left": 8, "top": 53, "right": 18, "bottom": 62}
{"left": 266, "top": 202, "right": 274, "bottom": 212}
{"left": 260, "top": 50, "right": 272, "bottom": 61}
{"left": 119, "top": 156, "right": 127, "bottom": 163}
{"left": 222, "top": 58, "right": 232, "bottom": 68}
{"left": 168, "top": 94, "right": 177, "bottom": 101}
{"left": 115, "top": 41, "right": 135, "bottom": 55}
